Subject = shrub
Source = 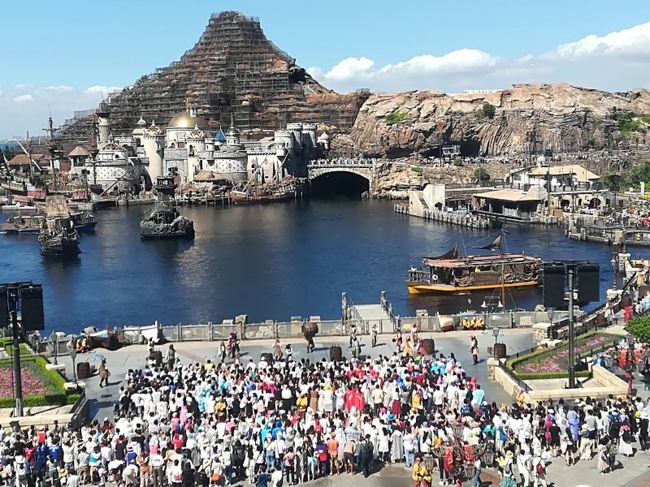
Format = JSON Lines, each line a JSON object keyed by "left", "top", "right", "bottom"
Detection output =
{"left": 482, "top": 103, "right": 496, "bottom": 119}
{"left": 474, "top": 167, "right": 491, "bottom": 182}
{"left": 384, "top": 111, "right": 408, "bottom": 125}
{"left": 410, "top": 165, "right": 423, "bottom": 174}
{"left": 453, "top": 158, "right": 464, "bottom": 167}
{"left": 619, "top": 117, "right": 646, "bottom": 136}
{"left": 641, "top": 114, "right": 650, "bottom": 125}
{"left": 626, "top": 316, "right": 650, "bottom": 344}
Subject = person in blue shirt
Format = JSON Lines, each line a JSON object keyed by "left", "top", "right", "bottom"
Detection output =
{"left": 255, "top": 467, "right": 270, "bottom": 487}
{"left": 271, "top": 420, "right": 283, "bottom": 440}
{"left": 48, "top": 439, "right": 63, "bottom": 466}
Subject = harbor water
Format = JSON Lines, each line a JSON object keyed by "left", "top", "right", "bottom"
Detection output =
{"left": 2, "top": 200, "right": 648, "bottom": 334}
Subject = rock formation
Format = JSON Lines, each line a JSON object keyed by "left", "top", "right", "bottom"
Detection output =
{"left": 340, "top": 84, "right": 650, "bottom": 158}
{"left": 56, "top": 12, "right": 650, "bottom": 160}
{"left": 57, "top": 11, "right": 368, "bottom": 143}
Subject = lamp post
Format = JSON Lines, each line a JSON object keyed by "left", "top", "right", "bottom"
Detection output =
{"left": 481, "top": 300, "right": 488, "bottom": 329}
{"left": 66, "top": 339, "right": 78, "bottom": 384}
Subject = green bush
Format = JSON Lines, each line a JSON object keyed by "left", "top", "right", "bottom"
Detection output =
{"left": 626, "top": 316, "right": 650, "bottom": 344}
{"left": 482, "top": 102, "right": 496, "bottom": 119}
{"left": 619, "top": 117, "right": 646, "bottom": 135}
{"left": 410, "top": 165, "right": 423, "bottom": 174}
{"left": 453, "top": 158, "right": 464, "bottom": 167}
{"left": 474, "top": 167, "right": 491, "bottom": 182}
{"left": 384, "top": 111, "right": 408, "bottom": 125}
{"left": 641, "top": 114, "right": 650, "bottom": 125}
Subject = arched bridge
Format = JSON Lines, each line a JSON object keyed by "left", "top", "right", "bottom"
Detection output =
{"left": 307, "top": 158, "right": 376, "bottom": 189}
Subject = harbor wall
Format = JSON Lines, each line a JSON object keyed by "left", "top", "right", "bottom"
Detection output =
{"left": 27, "top": 310, "right": 567, "bottom": 358}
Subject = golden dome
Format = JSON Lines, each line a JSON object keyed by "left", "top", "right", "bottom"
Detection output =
{"left": 167, "top": 110, "right": 209, "bottom": 130}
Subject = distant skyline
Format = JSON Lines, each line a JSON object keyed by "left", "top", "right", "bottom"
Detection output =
{"left": 1, "top": 0, "right": 649, "bottom": 139}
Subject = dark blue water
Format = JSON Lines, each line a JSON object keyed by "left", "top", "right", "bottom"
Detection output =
{"left": 2, "top": 200, "right": 647, "bottom": 334}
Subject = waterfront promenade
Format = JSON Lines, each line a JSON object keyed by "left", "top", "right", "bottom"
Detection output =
{"left": 56, "top": 328, "right": 650, "bottom": 487}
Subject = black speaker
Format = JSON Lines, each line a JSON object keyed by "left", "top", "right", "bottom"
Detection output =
{"left": 19, "top": 285, "right": 44, "bottom": 331}
{"left": 543, "top": 264, "right": 567, "bottom": 309}
{"left": 577, "top": 264, "right": 600, "bottom": 304}
{"left": 0, "top": 287, "right": 7, "bottom": 329}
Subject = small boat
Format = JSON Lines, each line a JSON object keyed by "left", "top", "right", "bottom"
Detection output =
{"left": 1, "top": 202, "right": 38, "bottom": 213}
{"left": 69, "top": 211, "right": 97, "bottom": 233}
{"left": 38, "top": 217, "right": 80, "bottom": 257}
{"left": 1, "top": 214, "right": 46, "bottom": 234}
{"left": 406, "top": 234, "right": 542, "bottom": 294}
{"left": 230, "top": 187, "right": 296, "bottom": 204}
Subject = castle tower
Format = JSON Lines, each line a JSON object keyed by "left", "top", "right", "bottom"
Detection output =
{"left": 226, "top": 114, "right": 240, "bottom": 146}
{"left": 143, "top": 120, "right": 165, "bottom": 180}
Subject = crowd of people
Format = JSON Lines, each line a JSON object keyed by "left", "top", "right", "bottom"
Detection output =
{"left": 0, "top": 330, "right": 648, "bottom": 487}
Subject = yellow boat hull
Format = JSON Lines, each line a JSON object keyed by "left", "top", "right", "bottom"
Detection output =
{"left": 407, "top": 280, "right": 540, "bottom": 294}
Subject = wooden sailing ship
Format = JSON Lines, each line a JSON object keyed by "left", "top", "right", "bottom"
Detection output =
{"left": 406, "top": 234, "right": 542, "bottom": 294}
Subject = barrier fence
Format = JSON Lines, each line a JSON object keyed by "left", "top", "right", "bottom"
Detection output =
{"left": 27, "top": 308, "right": 568, "bottom": 359}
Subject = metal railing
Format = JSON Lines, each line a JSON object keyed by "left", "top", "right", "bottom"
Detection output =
{"left": 547, "top": 273, "right": 636, "bottom": 339}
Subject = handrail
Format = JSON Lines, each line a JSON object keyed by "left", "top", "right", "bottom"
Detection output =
{"left": 547, "top": 272, "right": 636, "bottom": 338}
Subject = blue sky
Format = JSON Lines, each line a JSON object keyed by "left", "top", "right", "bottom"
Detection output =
{"left": 1, "top": 0, "right": 649, "bottom": 137}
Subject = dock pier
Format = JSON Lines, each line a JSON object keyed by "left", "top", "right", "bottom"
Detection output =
{"left": 394, "top": 204, "right": 490, "bottom": 230}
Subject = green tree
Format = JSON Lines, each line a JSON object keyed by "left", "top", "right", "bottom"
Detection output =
{"left": 626, "top": 316, "right": 650, "bottom": 344}
{"left": 473, "top": 167, "right": 491, "bottom": 182}
{"left": 482, "top": 102, "right": 496, "bottom": 119}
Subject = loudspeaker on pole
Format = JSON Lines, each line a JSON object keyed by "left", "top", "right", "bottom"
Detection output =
{"left": 19, "top": 285, "right": 45, "bottom": 331}
{"left": 543, "top": 264, "right": 567, "bottom": 309}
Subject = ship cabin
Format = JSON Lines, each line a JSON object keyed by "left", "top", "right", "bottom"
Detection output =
{"left": 408, "top": 253, "right": 542, "bottom": 292}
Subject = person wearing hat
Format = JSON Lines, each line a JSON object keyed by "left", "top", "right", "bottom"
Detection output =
{"left": 411, "top": 455, "right": 432, "bottom": 487}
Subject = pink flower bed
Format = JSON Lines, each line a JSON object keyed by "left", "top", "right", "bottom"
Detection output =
{"left": 518, "top": 335, "right": 612, "bottom": 374}
{"left": 0, "top": 367, "right": 49, "bottom": 397}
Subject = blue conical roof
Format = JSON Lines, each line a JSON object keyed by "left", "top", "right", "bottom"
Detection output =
{"left": 215, "top": 127, "right": 226, "bottom": 143}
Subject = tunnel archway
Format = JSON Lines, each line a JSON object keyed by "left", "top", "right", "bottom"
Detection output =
{"left": 310, "top": 171, "right": 370, "bottom": 198}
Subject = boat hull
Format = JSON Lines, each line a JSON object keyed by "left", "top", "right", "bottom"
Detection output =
{"left": 407, "top": 279, "right": 540, "bottom": 294}
{"left": 40, "top": 239, "right": 80, "bottom": 257}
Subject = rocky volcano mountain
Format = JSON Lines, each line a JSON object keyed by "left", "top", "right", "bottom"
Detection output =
{"left": 336, "top": 83, "right": 650, "bottom": 158}
{"left": 58, "top": 12, "right": 650, "bottom": 159}
{"left": 57, "top": 11, "right": 368, "bottom": 142}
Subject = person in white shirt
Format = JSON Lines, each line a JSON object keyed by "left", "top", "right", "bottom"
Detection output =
{"left": 270, "top": 466, "right": 283, "bottom": 487}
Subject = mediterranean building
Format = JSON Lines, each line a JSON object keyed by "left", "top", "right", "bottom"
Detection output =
{"left": 66, "top": 106, "right": 328, "bottom": 191}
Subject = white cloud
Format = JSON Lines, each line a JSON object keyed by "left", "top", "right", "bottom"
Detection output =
{"left": 44, "top": 85, "right": 74, "bottom": 91}
{"left": 85, "top": 85, "right": 122, "bottom": 95}
{"left": 13, "top": 94, "right": 33, "bottom": 103}
{"left": 325, "top": 57, "right": 375, "bottom": 81}
{"left": 556, "top": 21, "right": 650, "bottom": 58}
{"left": 312, "top": 22, "right": 650, "bottom": 93}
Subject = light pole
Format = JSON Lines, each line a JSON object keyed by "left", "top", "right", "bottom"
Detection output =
{"left": 567, "top": 268, "right": 576, "bottom": 388}
{"left": 67, "top": 339, "right": 78, "bottom": 384}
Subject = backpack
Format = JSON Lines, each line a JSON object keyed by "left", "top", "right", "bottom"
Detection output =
{"left": 536, "top": 462, "right": 545, "bottom": 475}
